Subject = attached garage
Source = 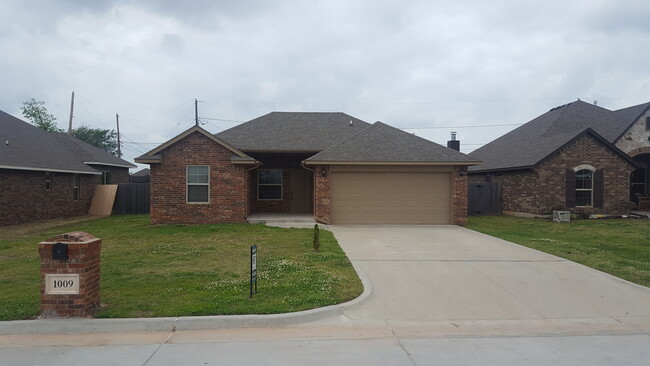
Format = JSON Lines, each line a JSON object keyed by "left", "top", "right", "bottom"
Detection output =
{"left": 330, "top": 165, "right": 453, "bottom": 224}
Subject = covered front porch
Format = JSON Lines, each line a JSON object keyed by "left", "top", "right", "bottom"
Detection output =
{"left": 246, "top": 152, "right": 316, "bottom": 217}
{"left": 631, "top": 152, "right": 650, "bottom": 210}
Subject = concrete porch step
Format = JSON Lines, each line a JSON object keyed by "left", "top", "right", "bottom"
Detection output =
{"left": 246, "top": 213, "right": 316, "bottom": 225}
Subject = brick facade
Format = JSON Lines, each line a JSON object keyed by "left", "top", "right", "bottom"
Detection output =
{"left": 1, "top": 169, "right": 94, "bottom": 226}
{"left": 452, "top": 166, "right": 468, "bottom": 225}
{"left": 313, "top": 165, "right": 331, "bottom": 224}
{"left": 149, "top": 131, "right": 248, "bottom": 225}
{"left": 469, "top": 134, "right": 636, "bottom": 215}
{"left": 1, "top": 165, "right": 130, "bottom": 226}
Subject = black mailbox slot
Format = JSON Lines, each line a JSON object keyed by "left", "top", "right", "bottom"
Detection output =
{"left": 52, "top": 242, "right": 68, "bottom": 261}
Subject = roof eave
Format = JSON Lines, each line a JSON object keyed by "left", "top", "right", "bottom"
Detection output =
{"left": 304, "top": 160, "right": 481, "bottom": 166}
{"left": 0, "top": 164, "right": 102, "bottom": 175}
{"left": 84, "top": 161, "right": 137, "bottom": 168}
{"left": 468, "top": 165, "right": 536, "bottom": 174}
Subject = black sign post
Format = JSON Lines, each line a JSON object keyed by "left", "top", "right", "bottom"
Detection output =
{"left": 250, "top": 245, "right": 257, "bottom": 298}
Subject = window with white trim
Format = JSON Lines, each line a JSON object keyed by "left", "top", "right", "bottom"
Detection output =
{"left": 258, "top": 169, "right": 282, "bottom": 200}
{"left": 187, "top": 165, "right": 209, "bottom": 203}
{"left": 575, "top": 169, "right": 593, "bottom": 206}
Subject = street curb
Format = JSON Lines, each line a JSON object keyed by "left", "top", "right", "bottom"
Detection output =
{"left": 0, "top": 252, "right": 372, "bottom": 335}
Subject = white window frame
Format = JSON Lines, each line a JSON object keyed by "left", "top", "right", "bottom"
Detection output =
{"left": 186, "top": 165, "right": 210, "bottom": 204}
{"left": 258, "top": 169, "right": 283, "bottom": 200}
{"left": 574, "top": 167, "right": 594, "bottom": 207}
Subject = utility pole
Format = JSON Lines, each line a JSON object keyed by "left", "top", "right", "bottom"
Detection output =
{"left": 68, "top": 91, "right": 75, "bottom": 133}
{"left": 195, "top": 98, "right": 199, "bottom": 126}
{"left": 116, "top": 113, "right": 122, "bottom": 158}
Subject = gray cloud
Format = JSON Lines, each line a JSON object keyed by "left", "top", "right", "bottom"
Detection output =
{"left": 1, "top": 0, "right": 648, "bottom": 168}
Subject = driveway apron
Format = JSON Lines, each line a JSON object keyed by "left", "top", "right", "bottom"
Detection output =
{"left": 329, "top": 225, "right": 650, "bottom": 323}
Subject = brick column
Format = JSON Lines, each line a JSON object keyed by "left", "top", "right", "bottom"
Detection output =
{"left": 453, "top": 166, "right": 469, "bottom": 225}
{"left": 313, "top": 165, "right": 331, "bottom": 224}
{"left": 39, "top": 232, "right": 101, "bottom": 318}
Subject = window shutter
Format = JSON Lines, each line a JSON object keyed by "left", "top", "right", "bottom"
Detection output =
{"left": 566, "top": 169, "right": 576, "bottom": 208}
{"left": 593, "top": 169, "right": 604, "bottom": 208}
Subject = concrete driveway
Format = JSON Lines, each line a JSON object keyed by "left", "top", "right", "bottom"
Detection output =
{"left": 328, "top": 225, "right": 650, "bottom": 333}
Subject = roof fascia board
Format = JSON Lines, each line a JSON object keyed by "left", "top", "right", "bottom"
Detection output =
{"left": 468, "top": 165, "right": 535, "bottom": 174}
{"left": 0, "top": 165, "right": 101, "bottom": 175}
{"left": 84, "top": 161, "right": 136, "bottom": 168}
{"left": 304, "top": 161, "right": 481, "bottom": 166}
{"left": 240, "top": 149, "right": 322, "bottom": 154}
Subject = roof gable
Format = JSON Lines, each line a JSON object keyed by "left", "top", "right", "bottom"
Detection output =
{"left": 468, "top": 100, "right": 646, "bottom": 172}
{"left": 0, "top": 110, "right": 134, "bottom": 174}
{"left": 306, "top": 122, "right": 480, "bottom": 165}
{"left": 135, "top": 125, "right": 255, "bottom": 164}
{"left": 216, "top": 112, "right": 371, "bottom": 151}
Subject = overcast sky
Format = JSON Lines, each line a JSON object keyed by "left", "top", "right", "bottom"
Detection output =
{"left": 1, "top": 0, "right": 649, "bottom": 170}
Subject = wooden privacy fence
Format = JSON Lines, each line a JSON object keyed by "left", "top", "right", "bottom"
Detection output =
{"left": 468, "top": 182, "right": 502, "bottom": 216}
{"left": 113, "top": 183, "right": 150, "bottom": 214}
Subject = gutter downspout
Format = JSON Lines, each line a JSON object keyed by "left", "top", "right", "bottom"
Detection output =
{"left": 244, "top": 161, "right": 261, "bottom": 219}
{"left": 301, "top": 161, "right": 331, "bottom": 224}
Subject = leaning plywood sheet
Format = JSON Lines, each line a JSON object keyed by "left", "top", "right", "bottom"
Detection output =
{"left": 89, "top": 185, "right": 118, "bottom": 216}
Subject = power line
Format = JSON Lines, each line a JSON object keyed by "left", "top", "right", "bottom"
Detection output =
{"left": 201, "top": 117, "right": 246, "bottom": 123}
{"left": 403, "top": 123, "right": 523, "bottom": 129}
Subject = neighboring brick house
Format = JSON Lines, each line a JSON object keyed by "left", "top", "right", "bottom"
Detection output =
{"left": 468, "top": 100, "right": 650, "bottom": 216}
{"left": 135, "top": 112, "right": 480, "bottom": 225}
{"left": 0, "top": 110, "right": 135, "bottom": 226}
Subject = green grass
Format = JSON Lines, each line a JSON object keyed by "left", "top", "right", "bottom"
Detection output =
{"left": 466, "top": 216, "right": 650, "bottom": 288}
{"left": 0, "top": 216, "right": 362, "bottom": 320}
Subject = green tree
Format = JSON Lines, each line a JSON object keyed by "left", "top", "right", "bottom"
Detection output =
{"left": 21, "top": 98, "right": 63, "bottom": 132}
{"left": 71, "top": 126, "right": 119, "bottom": 155}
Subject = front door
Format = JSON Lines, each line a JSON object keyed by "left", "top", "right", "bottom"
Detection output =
{"left": 290, "top": 169, "right": 313, "bottom": 212}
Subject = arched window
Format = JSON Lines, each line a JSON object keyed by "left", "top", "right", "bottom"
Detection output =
{"left": 575, "top": 169, "right": 593, "bottom": 206}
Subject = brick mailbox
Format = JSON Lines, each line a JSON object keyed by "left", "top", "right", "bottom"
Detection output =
{"left": 38, "top": 232, "right": 101, "bottom": 318}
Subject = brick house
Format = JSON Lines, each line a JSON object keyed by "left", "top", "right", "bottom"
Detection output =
{"left": 468, "top": 101, "right": 650, "bottom": 216}
{"left": 0, "top": 110, "right": 135, "bottom": 226}
{"left": 135, "top": 112, "right": 479, "bottom": 225}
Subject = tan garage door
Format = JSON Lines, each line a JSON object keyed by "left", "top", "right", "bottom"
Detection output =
{"left": 330, "top": 171, "right": 452, "bottom": 224}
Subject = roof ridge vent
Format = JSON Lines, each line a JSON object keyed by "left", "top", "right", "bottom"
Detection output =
{"left": 549, "top": 102, "right": 572, "bottom": 112}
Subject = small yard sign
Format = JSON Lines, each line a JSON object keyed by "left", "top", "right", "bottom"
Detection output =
{"left": 250, "top": 245, "right": 257, "bottom": 298}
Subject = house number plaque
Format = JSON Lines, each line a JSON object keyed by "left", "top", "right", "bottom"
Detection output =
{"left": 45, "top": 274, "right": 80, "bottom": 295}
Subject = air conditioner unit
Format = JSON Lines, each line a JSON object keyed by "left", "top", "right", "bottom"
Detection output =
{"left": 553, "top": 210, "right": 570, "bottom": 223}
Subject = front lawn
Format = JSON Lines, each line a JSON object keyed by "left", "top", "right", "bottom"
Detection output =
{"left": 0, "top": 215, "right": 363, "bottom": 321}
{"left": 466, "top": 216, "right": 650, "bottom": 288}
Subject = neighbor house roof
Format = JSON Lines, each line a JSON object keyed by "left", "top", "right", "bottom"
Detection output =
{"left": 131, "top": 168, "right": 150, "bottom": 177}
{"left": 468, "top": 100, "right": 649, "bottom": 172}
{"left": 0, "top": 110, "right": 135, "bottom": 174}
{"left": 306, "top": 122, "right": 480, "bottom": 165}
{"left": 216, "top": 112, "right": 372, "bottom": 151}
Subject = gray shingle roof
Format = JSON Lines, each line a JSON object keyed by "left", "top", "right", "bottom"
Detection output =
{"left": 468, "top": 101, "right": 649, "bottom": 172}
{"left": 0, "top": 110, "right": 134, "bottom": 174}
{"left": 306, "top": 122, "right": 480, "bottom": 164}
{"left": 131, "top": 168, "right": 150, "bottom": 177}
{"left": 216, "top": 112, "right": 371, "bottom": 151}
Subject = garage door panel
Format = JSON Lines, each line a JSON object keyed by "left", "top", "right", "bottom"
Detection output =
{"left": 331, "top": 171, "right": 451, "bottom": 224}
